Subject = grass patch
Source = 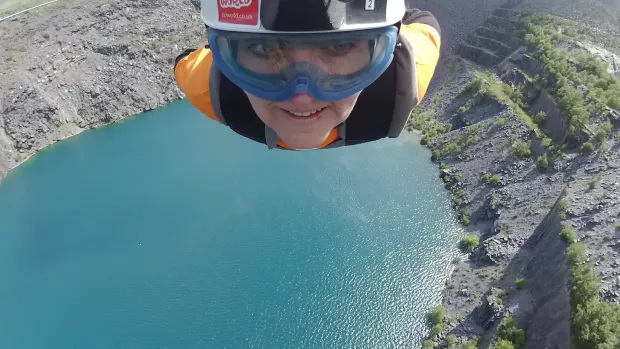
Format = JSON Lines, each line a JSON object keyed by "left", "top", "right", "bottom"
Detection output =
{"left": 558, "top": 197, "right": 570, "bottom": 220}
{"left": 4, "top": 46, "right": 27, "bottom": 53}
{"left": 407, "top": 57, "right": 458, "bottom": 144}
{"left": 476, "top": 73, "right": 537, "bottom": 129}
{"left": 589, "top": 173, "right": 603, "bottom": 189}
{"left": 515, "top": 278, "right": 526, "bottom": 290}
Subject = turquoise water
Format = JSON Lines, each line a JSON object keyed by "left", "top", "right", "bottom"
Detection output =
{"left": 0, "top": 100, "right": 461, "bottom": 349}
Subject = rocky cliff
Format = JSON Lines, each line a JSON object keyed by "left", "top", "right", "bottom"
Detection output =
{"left": 0, "top": 0, "right": 204, "bottom": 180}
{"left": 414, "top": 2, "right": 620, "bottom": 348}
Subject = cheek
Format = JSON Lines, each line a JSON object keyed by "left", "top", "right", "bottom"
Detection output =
{"left": 245, "top": 93, "right": 276, "bottom": 123}
{"left": 331, "top": 93, "right": 361, "bottom": 119}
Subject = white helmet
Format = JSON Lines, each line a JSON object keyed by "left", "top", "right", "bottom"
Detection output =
{"left": 202, "top": 0, "right": 407, "bottom": 33}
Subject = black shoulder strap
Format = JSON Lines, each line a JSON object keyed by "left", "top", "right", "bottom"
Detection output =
{"left": 218, "top": 71, "right": 268, "bottom": 145}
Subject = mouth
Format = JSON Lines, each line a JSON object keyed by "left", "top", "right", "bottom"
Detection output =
{"left": 281, "top": 107, "right": 327, "bottom": 119}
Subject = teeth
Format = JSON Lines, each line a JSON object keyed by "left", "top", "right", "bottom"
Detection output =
{"left": 288, "top": 108, "right": 324, "bottom": 117}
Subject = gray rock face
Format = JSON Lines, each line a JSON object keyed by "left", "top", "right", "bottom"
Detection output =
{"left": 456, "top": 94, "right": 508, "bottom": 128}
{"left": 474, "top": 287, "right": 506, "bottom": 330}
{"left": 456, "top": 44, "right": 501, "bottom": 67}
{"left": 0, "top": 0, "right": 205, "bottom": 182}
{"left": 520, "top": 192, "right": 571, "bottom": 349}
{"left": 529, "top": 90, "right": 569, "bottom": 143}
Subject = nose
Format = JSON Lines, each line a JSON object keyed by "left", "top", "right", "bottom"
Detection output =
{"left": 289, "top": 93, "right": 315, "bottom": 105}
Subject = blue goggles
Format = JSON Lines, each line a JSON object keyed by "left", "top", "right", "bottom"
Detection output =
{"left": 207, "top": 26, "right": 399, "bottom": 102}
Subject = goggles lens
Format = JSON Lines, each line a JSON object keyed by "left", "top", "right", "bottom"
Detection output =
{"left": 208, "top": 26, "right": 398, "bottom": 101}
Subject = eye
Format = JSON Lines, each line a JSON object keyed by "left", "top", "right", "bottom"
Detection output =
{"left": 247, "top": 41, "right": 282, "bottom": 58}
{"left": 324, "top": 42, "right": 357, "bottom": 56}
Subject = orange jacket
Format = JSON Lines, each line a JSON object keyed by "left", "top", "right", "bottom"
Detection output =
{"left": 175, "top": 14, "right": 441, "bottom": 149}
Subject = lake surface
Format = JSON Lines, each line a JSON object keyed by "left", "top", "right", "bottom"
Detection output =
{"left": 0, "top": 100, "right": 461, "bottom": 349}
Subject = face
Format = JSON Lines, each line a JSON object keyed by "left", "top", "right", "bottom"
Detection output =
{"left": 245, "top": 91, "right": 362, "bottom": 149}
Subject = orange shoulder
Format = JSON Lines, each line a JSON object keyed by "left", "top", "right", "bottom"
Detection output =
{"left": 174, "top": 47, "right": 219, "bottom": 122}
{"left": 400, "top": 23, "right": 441, "bottom": 103}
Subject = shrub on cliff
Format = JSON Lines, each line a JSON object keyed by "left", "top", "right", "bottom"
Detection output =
{"left": 560, "top": 225, "right": 577, "bottom": 243}
{"left": 428, "top": 306, "right": 445, "bottom": 325}
{"left": 513, "top": 141, "right": 532, "bottom": 159}
{"left": 536, "top": 154, "right": 548, "bottom": 170}
{"left": 558, "top": 197, "right": 569, "bottom": 220}
{"left": 567, "top": 242, "right": 620, "bottom": 349}
{"left": 494, "top": 340, "right": 516, "bottom": 349}
{"left": 423, "top": 340, "right": 436, "bottom": 349}
{"left": 431, "top": 150, "right": 441, "bottom": 162}
{"left": 460, "top": 235, "right": 479, "bottom": 251}
{"left": 446, "top": 334, "right": 457, "bottom": 346}
{"left": 459, "top": 209, "right": 471, "bottom": 226}
{"left": 533, "top": 111, "right": 547, "bottom": 124}
{"left": 498, "top": 317, "right": 525, "bottom": 349}
{"left": 431, "top": 323, "right": 444, "bottom": 335}
{"left": 581, "top": 142, "right": 594, "bottom": 153}
{"left": 463, "top": 337, "right": 479, "bottom": 349}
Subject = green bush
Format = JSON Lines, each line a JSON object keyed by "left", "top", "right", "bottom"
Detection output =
{"left": 446, "top": 334, "right": 457, "bottom": 346}
{"left": 573, "top": 299, "right": 620, "bottom": 349}
{"left": 429, "top": 306, "right": 445, "bottom": 325}
{"left": 533, "top": 111, "right": 547, "bottom": 124}
{"left": 432, "top": 323, "right": 444, "bottom": 335}
{"left": 431, "top": 150, "right": 441, "bottom": 162}
{"left": 581, "top": 142, "right": 594, "bottom": 153}
{"left": 558, "top": 197, "right": 569, "bottom": 220}
{"left": 513, "top": 141, "right": 532, "bottom": 159}
{"left": 515, "top": 278, "right": 526, "bottom": 290}
{"left": 423, "top": 339, "right": 436, "bottom": 349}
{"left": 463, "top": 337, "right": 479, "bottom": 349}
{"left": 459, "top": 208, "right": 470, "bottom": 226}
{"left": 459, "top": 105, "right": 470, "bottom": 113}
{"left": 498, "top": 317, "right": 525, "bottom": 349}
{"left": 497, "top": 117, "right": 506, "bottom": 126}
{"left": 443, "top": 141, "right": 463, "bottom": 155}
{"left": 489, "top": 174, "right": 502, "bottom": 185}
{"left": 597, "top": 119, "right": 612, "bottom": 141}
{"left": 465, "top": 77, "right": 484, "bottom": 94}
{"left": 494, "top": 340, "right": 516, "bottom": 349}
{"left": 536, "top": 154, "right": 549, "bottom": 169}
{"left": 460, "top": 235, "right": 479, "bottom": 251}
{"left": 566, "top": 241, "right": 620, "bottom": 349}
{"left": 560, "top": 225, "right": 577, "bottom": 243}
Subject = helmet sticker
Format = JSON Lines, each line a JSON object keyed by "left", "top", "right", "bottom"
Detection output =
{"left": 365, "top": 0, "right": 375, "bottom": 10}
{"left": 218, "top": 0, "right": 259, "bottom": 25}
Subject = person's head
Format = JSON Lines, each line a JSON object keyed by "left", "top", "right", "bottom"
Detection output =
{"left": 203, "top": 0, "right": 407, "bottom": 149}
